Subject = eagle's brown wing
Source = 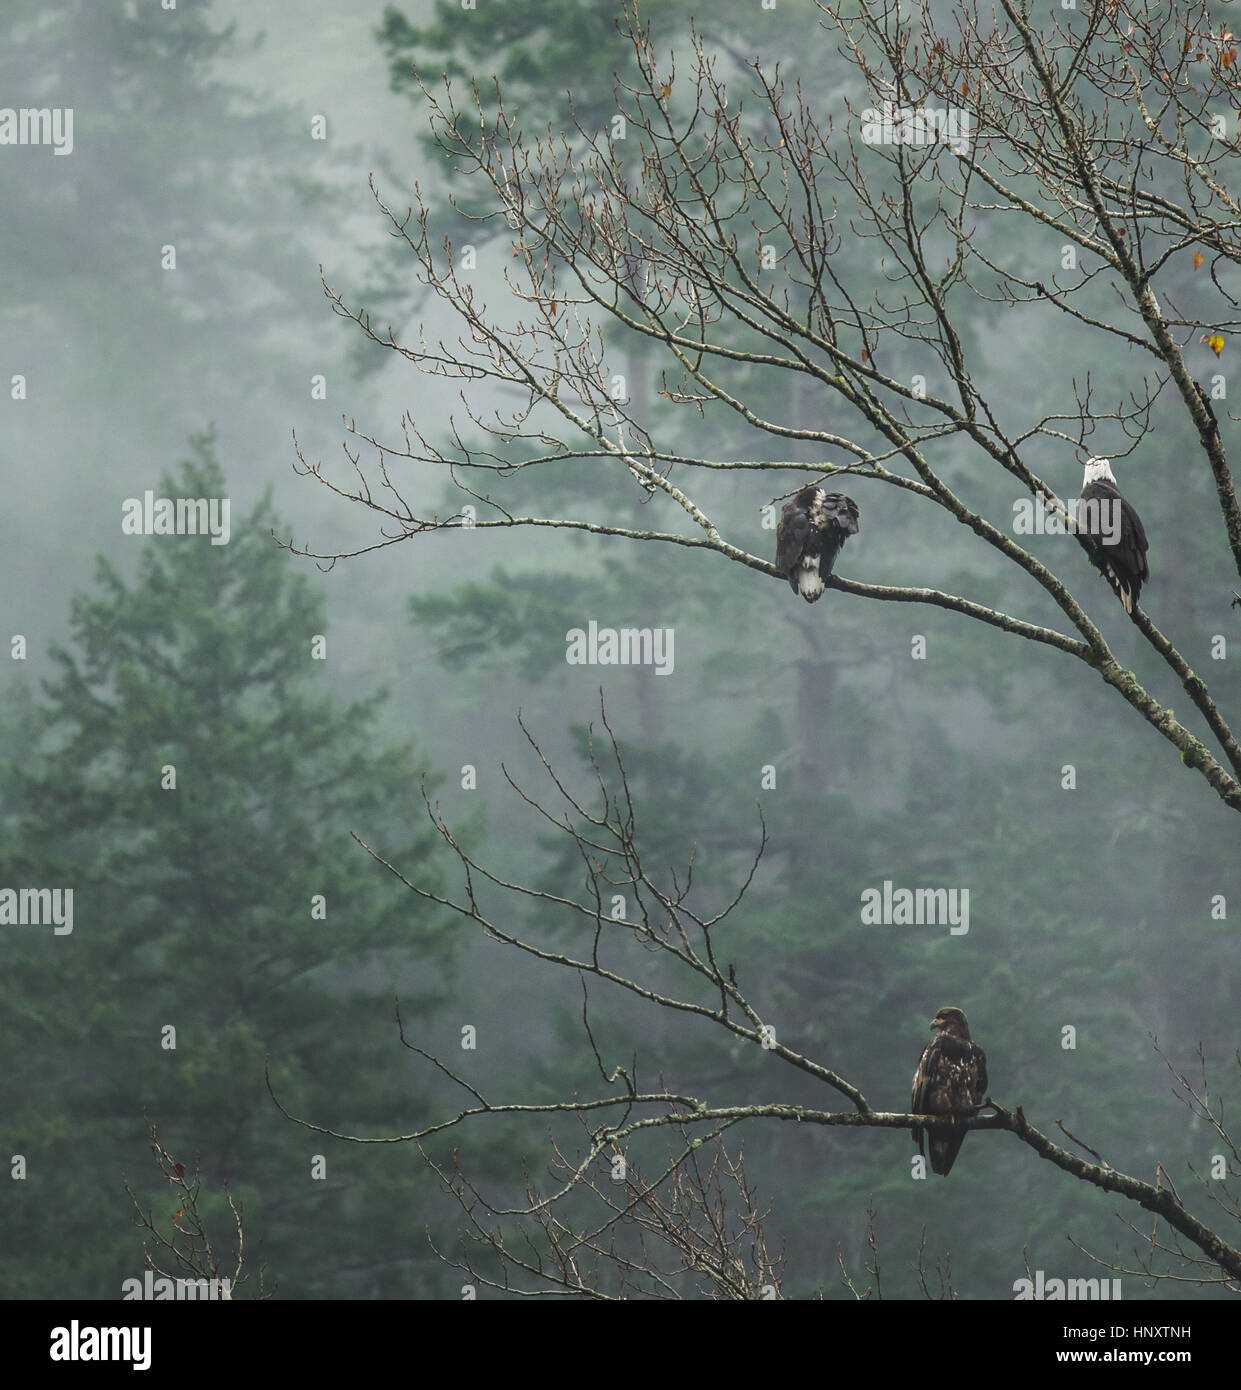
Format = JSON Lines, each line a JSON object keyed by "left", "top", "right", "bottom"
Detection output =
{"left": 910, "top": 1037, "right": 939, "bottom": 1162}
{"left": 971, "top": 1043, "right": 988, "bottom": 1106}
{"left": 775, "top": 502, "right": 811, "bottom": 593}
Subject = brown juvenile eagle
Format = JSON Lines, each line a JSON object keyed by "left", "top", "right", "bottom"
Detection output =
{"left": 910, "top": 1006, "right": 988, "bottom": 1177}
{"left": 776, "top": 486, "right": 860, "bottom": 602}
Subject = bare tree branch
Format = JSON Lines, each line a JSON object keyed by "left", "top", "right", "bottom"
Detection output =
{"left": 268, "top": 705, "right": 1241, "bottom": 1295}
{"left": 284, "top": 0, "right": 1241, "bottom": 814}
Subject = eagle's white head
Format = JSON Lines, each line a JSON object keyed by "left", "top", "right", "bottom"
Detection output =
{"left": 1082, "top": 456, "right": 1117, "bottom": 486}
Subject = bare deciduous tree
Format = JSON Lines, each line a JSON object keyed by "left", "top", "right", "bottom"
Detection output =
{"left": 123, "top": 1117, "right": 267, "bottom": 1299}
{"left": 284, "top": 0, "right": 1241, "bottom": 813}
{"left": 267, "top": 704, "right": 1241, "bottom": 1297}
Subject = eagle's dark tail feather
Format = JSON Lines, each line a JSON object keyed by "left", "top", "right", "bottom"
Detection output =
{"left": 929, "top": 1130, "right": 965, "bottom": 1177}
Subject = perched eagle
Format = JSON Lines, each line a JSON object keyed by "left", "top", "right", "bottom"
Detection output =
{"left": 776, "top": 486, "right": 860, "bottom": 602}
{"left": 910, "top": 1006, "right": 988, "bottom": 1177}
{"left": 1076, "top": 457, "right": 1149, "bottom": 614}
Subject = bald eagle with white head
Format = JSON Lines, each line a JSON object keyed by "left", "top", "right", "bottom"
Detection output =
{"left": 775, "top": 486, "right": 860, "bottom": 602}
{"left": 1076, "top": 457, "right": 1149, "bottom": 614}
{"left": 911, "top": 1006, "right": 988, "bottom": 1177}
